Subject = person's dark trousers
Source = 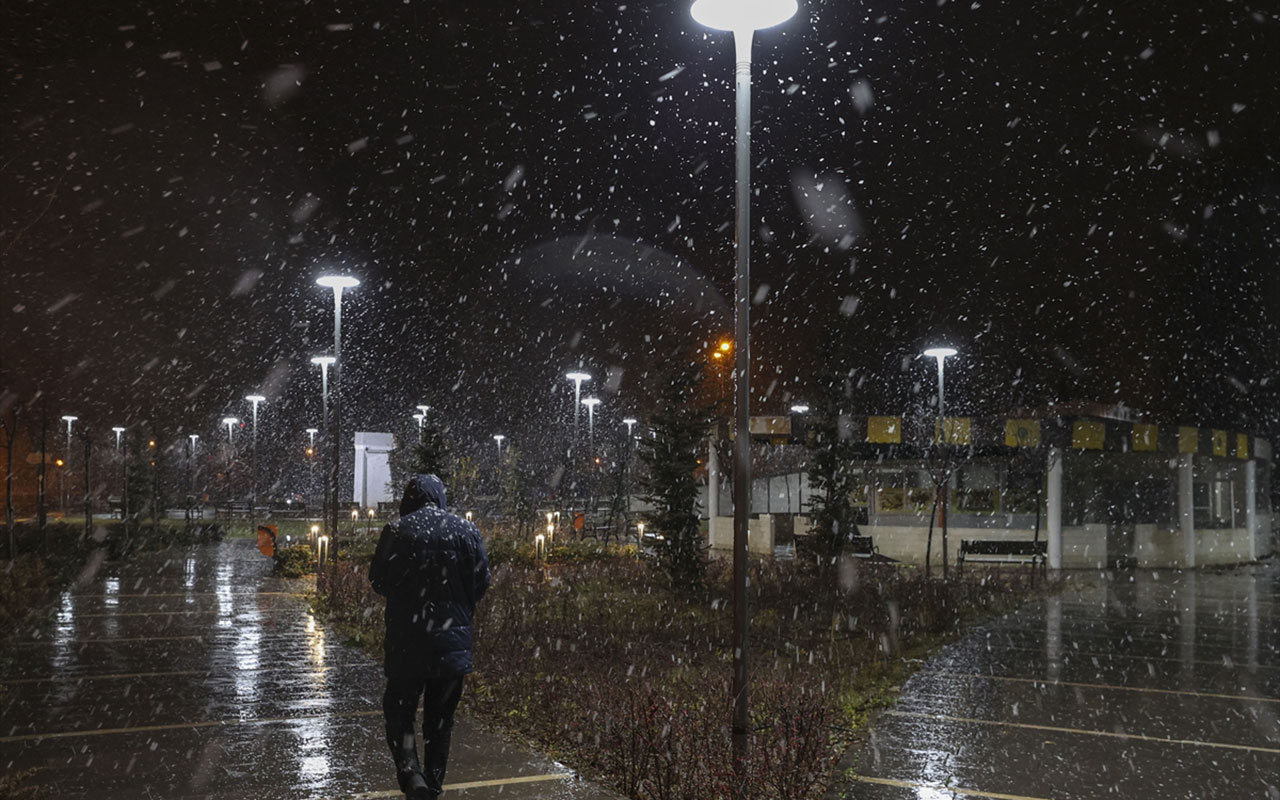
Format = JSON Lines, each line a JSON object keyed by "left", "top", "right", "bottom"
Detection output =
{"left": 383, "top": 667, "right": 465, "bottom": 798}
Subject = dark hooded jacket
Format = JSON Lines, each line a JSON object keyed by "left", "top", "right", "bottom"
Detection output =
{"left": 369, "top": 474, "right": 490, "bottom": 677}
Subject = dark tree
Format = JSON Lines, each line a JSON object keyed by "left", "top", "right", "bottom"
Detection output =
{"left": 639, "top": 349, "right": 712, "bottom": 589}
{"left": 805, "top": 337, "right": 860, "bottom": 563}
{"left": 390, "top": 419, "right": 453, "bottom": 492}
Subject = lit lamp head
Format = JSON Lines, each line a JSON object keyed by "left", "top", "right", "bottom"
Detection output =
{"left": 790, "top": 404, "right": 810, "bottom": 414}
{"left": 310, "top": 355, "right": 336, "bottom": 367}
{"left": 566, "top": 371, "right": 591, "bottom": 386}
{"left": 923, "top": 347, "right": 958, "bottom": 361}
{"left": 691, "top": 0, "right": 797, "bottom": 33}
{"left": 416, "top": 404, "right": 430, "bottom": 415}
{"left": 412, "top": 413, "right": 425, "bottom": 425}
{"left": 316, "top": 275, "right": 360, "bottom": 291}
{"left": 62, "top": 415, "right": 78, "bottom": 424}
{"left": 222, "top": 417, "right": 239, "bottom": 433}
{"left": 493, "top": 434, "right": 505, "bottom": 445}
{"left": 582, "top": 397, "right": 601, "bottom": 410}
{"left": 245, "top": 394, "right": 266, "bottom": 405}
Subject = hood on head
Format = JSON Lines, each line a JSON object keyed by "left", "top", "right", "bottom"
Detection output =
{"left": 400, "top": 473, "right": 447, "bottom": 516}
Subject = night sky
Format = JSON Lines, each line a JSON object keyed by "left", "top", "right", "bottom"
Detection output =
{"left": 3, "top": 0, "right": 1278, "bottom": 453}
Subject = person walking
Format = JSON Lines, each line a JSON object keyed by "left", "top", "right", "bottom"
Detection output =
{"left": 370, "top": 473, "right": 490, "bottom": 799}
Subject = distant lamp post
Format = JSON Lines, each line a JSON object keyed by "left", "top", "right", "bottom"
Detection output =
{"left": 582, "top": 397, "right": 601, "bottom": 453}
{"left": 690, "top": 0, "right": 797, "bottom": 789}
{"left": 789, "top": 404, "right": 809, "bottom": 414}
{"left": 245, "top": 394, "right": 266, "bottom": 535}
{"left": 188, "top": 433, "right": 200, "bottom": 514}
{"left": 922, "top": 346, "right": 958, "bottom": 579}
{"left": 113, "top": 426, "right": 126, "bottom": 450}
{"left": 60, "top": 416, "right": 77, "bottom": 517}
{"left": 222, "top": 417, "right": 239, "bottom": 444}
{"left": 623, "top": 417, "right": 638, "bottom": 438}
{"left": 413, "top": 413, "right": 426, "bottom": 442}
{"left": 317, "top": 273, "right": 359, "bottom": 554}
{"left": 565, "top": 371, "right": 591, "bottom": 447}
{"left": 416, "top": 404, "right": 431, "bottom": 416}
{"left": 493, "top": 434, "right": 505, "bottom": 464}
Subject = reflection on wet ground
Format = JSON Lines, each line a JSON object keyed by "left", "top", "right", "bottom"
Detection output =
{"left": 0, "top": 539, "right": 617, "bottom": 799}
{"left": 838, "top": 562, "right": 1280, "bottom": 800}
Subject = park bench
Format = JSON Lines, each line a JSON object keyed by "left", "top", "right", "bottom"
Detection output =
{"left": 958, "top": 539, "right": 1046, "bottom": 571}
{"left": 849, "top": 535, "right": 878, "bottom": 558}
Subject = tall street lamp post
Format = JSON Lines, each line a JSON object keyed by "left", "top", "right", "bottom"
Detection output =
{"left": 188, "top": 433, "right": 199, "bottom": 519}
{"left": 582, "top": 397, "right": 601, "bottom": 454}
{"left": 565, "top": 372, "right": 591, "bottom": 449}
{"left": 493, "top": 434, "right": 505, "bottom": 464}
{"left": 413, "top": 413, "right": 426, "bottom": 442}
{"left": 61, "top": 416, "right": 77, "bottom": 517}
{"left": 316, "top": 274, "right": 359, "bottom": 560}
{"left": 690, "top": 0, "right": 797, "bottom": 790}
{"left": 311, "top": 355, "right": 335, "bottom": 535}
{"left": 305, "top": 428, "right": 318, "bottom": 520}
{"left": 112, "top": 426, "right": 126, "bottom": 522}
{"left": 245, "top": 395, "right": 266, "bottom": 537}
{"left": 923, "top": 346, "right": 958, "bottom": 578}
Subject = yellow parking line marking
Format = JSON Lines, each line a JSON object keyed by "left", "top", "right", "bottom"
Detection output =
{"left": 922, "top": 671, "right": 1280, "bottom": 704}
{"left": 886, "top": 710, "right": 1280, "bottom": 754}
{"left": 0, "top": 710, "right": 382, "bottom": 744}
{"left": 69, "top": 591, "right": 306, "bottom": 598}
{"left": 10, "top": 635, "right": 204, "bottom": 646}
{"left": 973, "top": 642, "right": 1280, "bottom": 671}
{"left": 0, "top": 660, "right": 381, "bottom": 685}
{"left": 344, "top": 773, "right": 573, "bottom": 798}
{"left": 850, "top": 775, "right": 1054, "bottom": 800}
{"left": 0, "top": 670, "right": 208, "bottom": 685}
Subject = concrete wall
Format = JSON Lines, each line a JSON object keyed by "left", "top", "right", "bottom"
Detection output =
{"left": 862, "top": 523, "right": 1106, "bottom": 569}
{"left": 708, "top": 515, "right": 774, "bottom": 555}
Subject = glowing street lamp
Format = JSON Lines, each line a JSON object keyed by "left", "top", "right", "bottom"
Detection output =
{"left": 245, "top": 394, "right": 266, "bottom": 533}
{"left": 413, "top": 412, "right": 426, "bottom": 441}
{"left": 222, "top": 417, "right": 239, "bottom": 443}
{"left": 317, "top": 273, "right": 359, "bottom": 551}
{"left": 582, "top": 397, "right": 601, "bottom": 453}
{"left": 493, "top": 434, "right": 505, "bottom": 464}
{"left": 623, "top": 417, "right": 638, "bottom": 438}
{"left": 60, "top": 415, "right": 77, "bottom": 516}
{"left": 690, "top": 0, "right": 798, "bottom": 785}
{"left": 789, "top": 404, "right": 809, "bottom": 414}
{"left": 112, "top": 426, "right": 125, "bottom": 450}
{"left": 923, "top": 346, "right": 958, "bottom": 578}
{"left": 565, "top": 371, "right": 591, "bottom": 448}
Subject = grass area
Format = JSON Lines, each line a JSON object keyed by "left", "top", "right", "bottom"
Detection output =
{"left": 315, "top": 528, "right": 1055, "bottom": 800}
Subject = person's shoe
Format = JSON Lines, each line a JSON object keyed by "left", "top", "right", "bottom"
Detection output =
{"left": 397, "top": 765, "right": 431, "bottom": 797}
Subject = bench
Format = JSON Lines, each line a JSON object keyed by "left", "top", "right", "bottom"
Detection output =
{"left": 850, "top": 535, "right": 878, "bottom": 558}
{"left": 958, "top": 539, "right": 1046, "bottom": 571}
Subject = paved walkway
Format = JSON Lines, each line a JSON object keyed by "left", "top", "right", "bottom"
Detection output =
{"left": 835, "top": 562, "right": 1280, "bottom": 800}
{"left": 0, "top": 539, "right": 618, "bottom": 799}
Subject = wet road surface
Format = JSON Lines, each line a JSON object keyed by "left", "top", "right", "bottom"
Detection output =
{"left": 837, "top": 563, "right": 1280, "bottom": 800}
{"left": 1, "top": 539, "right": 619, "bottom": 799}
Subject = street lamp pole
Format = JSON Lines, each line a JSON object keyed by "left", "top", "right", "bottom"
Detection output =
{"left": 245, "top": 395, "right": 265, "bottom": 537}
{"left": 311, "top": 355, "right": 335, "bottom": 536}
{"left": 61, "top": 416, "right": 77, "bottom": 518}
{"left": 565, "top": 372, "right": 591, "bottom": 450}
{"left": 112, "top": 426, "right": 126, "bottom": 523}
{"left": 582, "top": 397, "right": 601, "bottom": 454}
{"left": 924, "top": 347, "right": 957, "bottom": 578}
{"left": 690, "top": 1, "right": 797, "bottom": 792}
{"left": 493, "top": 434, "right": 505, "bottom": 464}
{"left": 222, "top": 417, "right": 239, "bottom": 521}
{"left": 317, "top": 274, "right": 359, "bottom": 562}
{"left": 188, "top": 434, "right": 199, "bottom": 519}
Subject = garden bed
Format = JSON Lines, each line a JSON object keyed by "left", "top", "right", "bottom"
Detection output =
{"left": 316, "top": 534, "right": 1052, "bottom": 800}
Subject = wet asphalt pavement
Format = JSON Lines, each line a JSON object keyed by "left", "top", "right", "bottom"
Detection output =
{"left": 0, "top": 539, "right": 619, "bottom": 799}
{"left": 837, "top": 562, "right": 1280, "bottom": 800}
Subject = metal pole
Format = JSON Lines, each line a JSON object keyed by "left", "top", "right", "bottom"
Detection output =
{"left": 938, "top": 357, "right": 948, "bottom": 579}
{"left": 64, "top": 420, "right": 72, "bottom": 518}
{"left": 730, "top": 27, "right": 754, "bottom": 794}
{"left": 83, "top": 429, "right": 91, "bottom": 540}
{"left": 37, "top": 402, "right": 47, "bottom": 534}
{"left": 250, "top": 402, "right": 259, "bottom": 539}
{"left": 320, "top": 366, "right": 330, "bottom": 535}
{"left": 331, "top": 289, "right": 343, "bottom": 562}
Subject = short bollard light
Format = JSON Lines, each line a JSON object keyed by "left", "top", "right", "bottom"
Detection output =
{"left": 535, "top": 533, "right": 546, "bottom": 560}
{"left": 638, "top": 522, "right": 646, "bottom": 539}
{"left": 316, "top": 535, "right": 330, "bottom": 567}
{"left": 310, "top": 524, "right": 319, "bottom": 541}
{"left": 466, "top": 511, "right": 473, "bottom": 523}
{"left": 546, "top": 521, "right": 555, "bottom": 547}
